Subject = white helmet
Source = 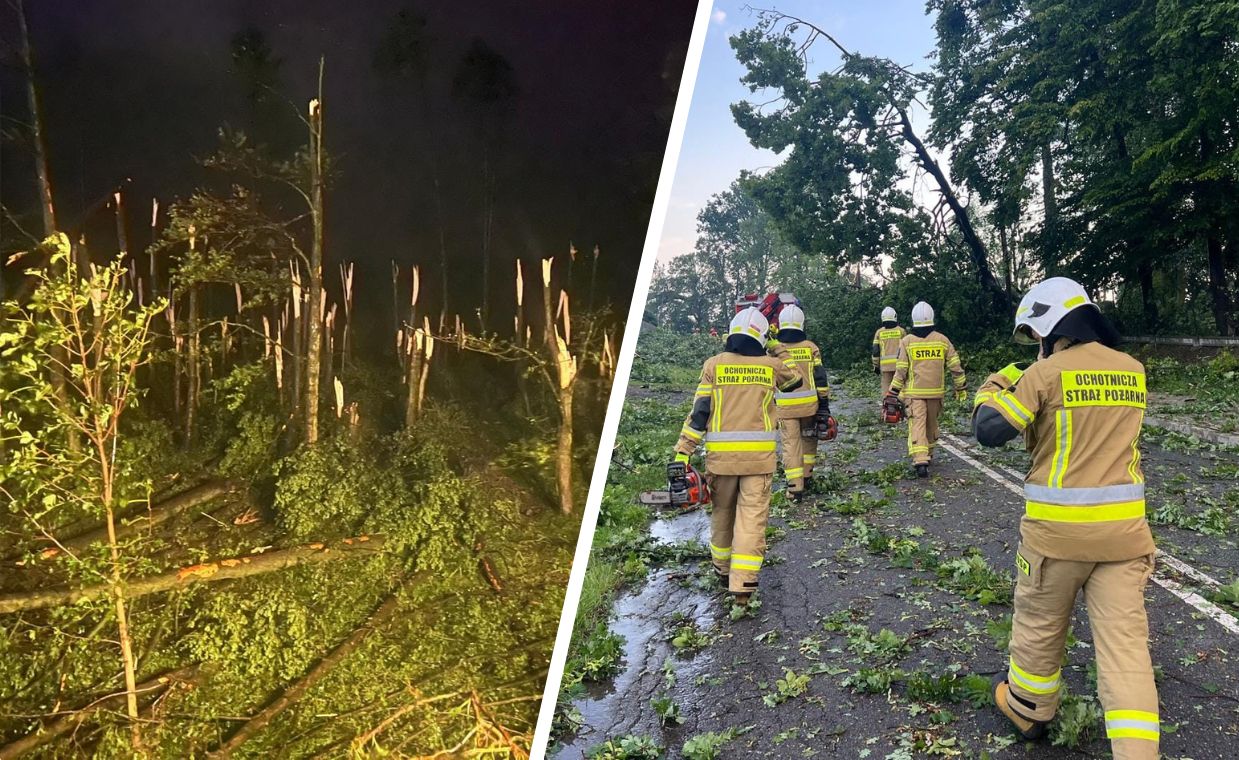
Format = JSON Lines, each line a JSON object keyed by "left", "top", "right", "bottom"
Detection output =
{"left": 880, "top": 306, "right": 897, "bottom": 322}
{"left": 729, "top": 307, "right": 769, "bottom": 347}
{"left": 1013, "top": 277, "right": 1096, "bottom": 345}
{"left": 911, "top": 301, "right": 934, "bottom": 327}
{"left": 778, "top": 304, "right": 805, "bottom": 331}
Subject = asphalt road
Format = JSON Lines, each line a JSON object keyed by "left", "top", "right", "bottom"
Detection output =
{"left": 557, "top": 384, "right": 1239, "bottom": 759}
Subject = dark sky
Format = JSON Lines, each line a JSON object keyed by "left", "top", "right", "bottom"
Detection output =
{"left": 1, "top": 0, "right": 696, "bottom": 326}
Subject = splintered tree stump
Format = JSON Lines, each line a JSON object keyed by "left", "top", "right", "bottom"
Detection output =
{"left": 0, "top": 536, "right": 385, "bottom": 614}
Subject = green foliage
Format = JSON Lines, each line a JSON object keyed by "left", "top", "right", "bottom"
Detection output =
{"left": 1049, "top": 690, "right": 1105, "bottom": 748}
{"left": 630, "top": 328, "right": 720, "bottom": 385}
{"left": 650, "top": 694, "right": 684, "bottom": 726}
{"left": 842, "top": 666, "right": 899, "bottom": 694}
{"left": 586, "top": 735, "right": 664, "bottom": 760}
{"left": 845, "top": 626, "right": 911, "bottom": 663}
{"left": 272, "top": 421, "right": 486, "bottom": 569}
{"left": 934, "top": 553, "right": 1014, "bottom": 606}
{"left": 762, "top": 667, "right": 811, "bottom": 706}
{"left": 681, "top": 729, "right": 743, "bottom": 760}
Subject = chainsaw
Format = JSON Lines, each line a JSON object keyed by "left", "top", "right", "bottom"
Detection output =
{"left": 638, "top": 461, "right": 710, "bottom": 510}
{"left": 882, "top": 394, "right": 905, "bottom": 424}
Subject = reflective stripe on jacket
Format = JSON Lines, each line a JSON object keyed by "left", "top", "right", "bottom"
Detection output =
{"left": 676, "top": 348, "right": 802, "bottom": 476}
{"left": 872, "top": 326, "right": 905, "bottom": 370}
{"left": 975, "top": 341, "right": 1154, "bottom": 562}
{"left": 773, "top": 340, "right": 829, "bottom": 419}
{"left": 890, "top": 331, "right": 966, "bottom": 399}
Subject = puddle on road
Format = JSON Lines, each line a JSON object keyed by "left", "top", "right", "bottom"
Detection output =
{"left": 649, "top": 508, "right": 709, "bottom": 545}
{"left": 557, "top": 509, "right": 716, "bottom": 759}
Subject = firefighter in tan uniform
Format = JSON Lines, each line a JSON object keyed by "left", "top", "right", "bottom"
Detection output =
{"left": 885, "top": 301, "right": 967, "bottom": 478}
{"left": 973, "top": 278, "right": 1158, "bottom": 760}
{"left": 871, "top": 306, "right": 905, "bottom": 397}
{"left": 769, "top": 305, "right": 832, "bottom": 500}
{"left": 674, "top": 307, "right": 803, "bottom": 605}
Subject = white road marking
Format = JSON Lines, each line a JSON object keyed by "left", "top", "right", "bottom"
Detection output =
{"left": 936, "top": 432, "right": 1239, "bottom": 635}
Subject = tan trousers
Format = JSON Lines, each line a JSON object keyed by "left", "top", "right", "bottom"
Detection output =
{"left": 880, "top": 369, "right": 895, "bottom": 397}
{"left": 905, "top": 397, "right": 941, "bottom": 464}
{"left": 779, "top": 417, "right": 817, "bottom": 495}
{"left": 706, "top": 473, "right": 772, "bottom": 593}
{"left": 1008, "top": 545, "right": 1159, "bottom": 760}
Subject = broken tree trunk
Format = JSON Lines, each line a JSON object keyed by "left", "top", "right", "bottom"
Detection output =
{"left": 304, "top": 62, "right": 327, "bottom": 446}
{"left": 32, "top": 480, "right": 240, "bottom": 559}
{"left": 0, "top": 666, "right": 199, "bottom": 759}
{"left": 206, "top": 581, "right": 423, "bottom": 758}
{"left": 897, "top": 107, "right": 1010, "bottom": 315}
{"left": 0, "top": 536, "right": 385, "bottom": 614}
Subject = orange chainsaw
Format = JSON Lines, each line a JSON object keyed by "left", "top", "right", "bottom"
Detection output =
{"left": 639, "top": 461, "right": 710, "bottom": 510}
{"left": 882, "top": 394, "right": 905, "bottom": 424}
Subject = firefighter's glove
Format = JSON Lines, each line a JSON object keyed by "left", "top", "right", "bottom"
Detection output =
{"left": 955, "top": 388, "right": 969, "bottom": 403}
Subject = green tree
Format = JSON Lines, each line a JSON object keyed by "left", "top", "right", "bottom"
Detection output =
{"left": 1, "top": 235, "right": 166, "bottom": 750}
{"left": 729, "top": 11, "right": 1011, "bottom": 316}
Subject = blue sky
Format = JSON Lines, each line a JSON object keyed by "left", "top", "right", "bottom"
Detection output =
{"left": 658, "top": 0, "right": 939, "bottom": 263}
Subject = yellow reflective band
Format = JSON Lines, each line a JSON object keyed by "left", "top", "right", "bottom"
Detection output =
{"left": 997, "top": 390, "right": 1033, "bottom": 423}
{"left": 785, "top": 467, "right": 804, "bottom": 478}
{"left": 710, "top": 543, "right": 732, "bottom": 558}
{"left": 712, "top": 389, "right": 723, "bottom": 432}
{"left": 674, "top": 452, "right": 689, "bottom": 463}
{"left": 1107, "top": 728, "right": 1159, "bottom": 741}
{"left": 1061, "top": 370, "right": 1147, "bottom": 408}
{"left": 680, "top": 426, "right": 703, "bottom": 441}
{"left": 973, "top": 392, "right": 994, "bottom": 408}
{"left": 1008, "top": 659, "right": 1061, "bottom": 694}
{"left": 1105, "top": 709, "right": 1159, "bottom": 741}
{"left": 695, "top": 383, "right": 712, "bottom": 397}
{"left": 1048, "top": 410, "right": 1072, "bottom": 488}
{"left": 803, "top": 455, "right": 816, "bottom": 464}
{"left": 763, "top": 390, "right": 773, "bottom": 431}
{"left": 705, "top": 440, "right": 778, "bottom": 453}
{"left": 1025, "top": 500, "right": 1146, "bottom": 522}
{"left": 731, "top": 553, "right": 763, "bottom": 570}
{"left": 775, "top": 395, "right": 818, "bottom": 407}
{"left": 1064, "top": 295, "right": 1086, "bottom": 308}
{"left": 1129, "top": 411, "right": 1145, "bottom": 483}
{"left": 902, "top": 387, "right": 945, "bottom": 398}
{"left": 997, "top": 363, "right": 1025, "bottom": 385}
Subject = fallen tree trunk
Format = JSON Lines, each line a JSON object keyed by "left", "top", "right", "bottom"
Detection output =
{"left": 0, "top": 536, "right": 384, "bottom": 614}
{"left": 0, "top": 666, "right": 198, "bottom": 759}
{"left": 208, "top": 579, "right": 421, "bottom": 759}
{"left": 43, "top": 480, "right": 241, "bottom": 558}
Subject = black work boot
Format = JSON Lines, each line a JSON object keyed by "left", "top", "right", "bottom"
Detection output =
{"left": 991, "top": 675, "right": 1049, "bottom": 740}
{"left": 915, "top": 463, "right": 929, "bottom": 479}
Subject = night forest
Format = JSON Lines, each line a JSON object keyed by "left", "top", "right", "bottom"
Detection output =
{"left": 0, "top": 0, "right": 694, "bottom": 756}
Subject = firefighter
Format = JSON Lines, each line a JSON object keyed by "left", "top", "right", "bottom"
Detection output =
{"left": 871, "top": 306, "right": 906, "bottom": 396}
{"left": 886, "top": 301, "right": 966, "bottom": 478}
{"left": 769, "top": 305, "right": 832, "bottom": 500}
{"left": 972, "top": 277, "right": 1157, "bottom": 760}
{"left": 673, "top": 307, "right": 803, "bottom": 606}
